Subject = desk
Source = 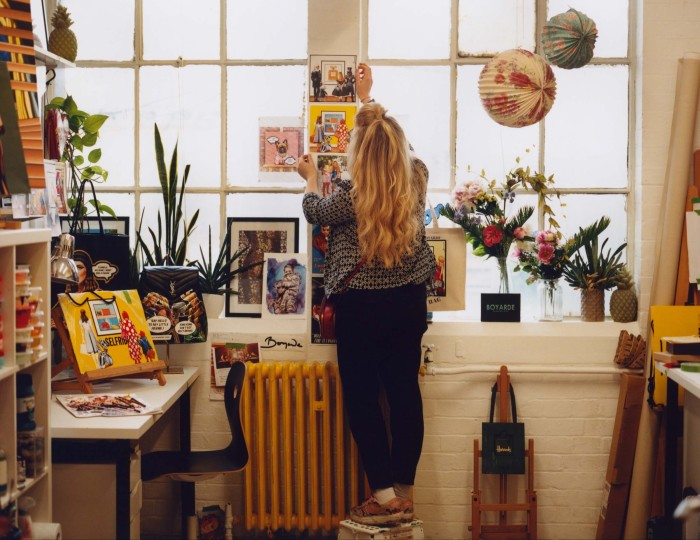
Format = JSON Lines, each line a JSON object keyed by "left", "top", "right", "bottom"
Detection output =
{"left": 50, "top": 367, "right": 200, "bottom": 539}
{"left": 656, "top": 361, "right": 700, "bottom": 537}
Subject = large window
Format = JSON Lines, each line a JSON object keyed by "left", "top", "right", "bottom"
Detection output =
{"left": 62, "top": 0, "right": 632, "bottom": 320}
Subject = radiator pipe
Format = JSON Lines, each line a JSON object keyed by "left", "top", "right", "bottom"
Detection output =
{"left": 423, "top": 364, "right": 642, "bottom": 376}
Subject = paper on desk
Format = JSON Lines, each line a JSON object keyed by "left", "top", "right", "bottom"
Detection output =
{"left": 55, "top": 394, "right": 162, "bottom": 418}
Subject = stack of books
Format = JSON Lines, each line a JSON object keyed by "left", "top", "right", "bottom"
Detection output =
{"left": 656, "top": 336, "right": 700, "bottom": 371}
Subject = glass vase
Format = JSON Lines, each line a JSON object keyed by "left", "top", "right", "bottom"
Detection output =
{"left": 495, "top": 256, "right": 511, "bottom": 294}
{"left": 537, "top": 278, "right": 563, "bottom": 321}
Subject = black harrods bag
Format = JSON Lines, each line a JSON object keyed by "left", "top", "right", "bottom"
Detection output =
{"left": 67, "top": 179, "right": 131, "bottom": 291}
{"left": 481, "top": 382, "right": 525, "bottom": 475}
{"left": 138, "top": 265, "right": 207, "bottom": 344}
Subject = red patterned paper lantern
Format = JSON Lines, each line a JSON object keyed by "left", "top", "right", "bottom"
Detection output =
{"left": 478, "top": 49, "right": 557, "bottom": 128}
{"left": 542, "top": 9, "right": 598, "bottom": 70}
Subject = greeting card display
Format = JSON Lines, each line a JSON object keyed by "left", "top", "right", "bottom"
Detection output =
{"left": 53, "top": 290, "right": 166, "bottom": 393}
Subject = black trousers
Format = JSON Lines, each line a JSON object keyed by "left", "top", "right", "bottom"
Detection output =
{"left": 335, "top": 283, "right": 427, "bottom": 490}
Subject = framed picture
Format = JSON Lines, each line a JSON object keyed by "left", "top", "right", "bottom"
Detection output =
{"left": 261, "top": 253, "right": 307, "bottom": 320}
{"left": 60, "top": 216, "right": 130, "bottom": 235}
{"left": 309, "top": 55, "right": 357, "bottom": 103}
{"left": 226, "top": 217, "right": 299, "bottom": 317}
{"left": 258, "top": 117, "right": 304, "bottom": 180}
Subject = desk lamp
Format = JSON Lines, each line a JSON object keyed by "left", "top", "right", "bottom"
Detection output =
{"left": 50, "top": 233, "right": 79, "bottom": 285}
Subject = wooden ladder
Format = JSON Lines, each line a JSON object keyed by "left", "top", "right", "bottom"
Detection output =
{"left": 471, "top": 366, "right": 537, "bottom": 539}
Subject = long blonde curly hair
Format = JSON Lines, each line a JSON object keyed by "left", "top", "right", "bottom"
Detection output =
{"left": 349, "top": 103, "right": 424, "bottom": 268}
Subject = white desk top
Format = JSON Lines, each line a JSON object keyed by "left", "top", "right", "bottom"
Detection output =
{"left": 655, "top": 359, "right": 700, "bottom": 399}
{"left": 50, "top": 366, "right": 200, "bottom": 440}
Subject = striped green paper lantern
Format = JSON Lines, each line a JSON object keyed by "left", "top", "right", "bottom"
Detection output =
{"left": 542, "top": 8, "right": 598, "bottom": 69}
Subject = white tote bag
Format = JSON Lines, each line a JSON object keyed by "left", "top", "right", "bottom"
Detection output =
{"left": 425, "top": 202, "right": 466, "bottom": 312}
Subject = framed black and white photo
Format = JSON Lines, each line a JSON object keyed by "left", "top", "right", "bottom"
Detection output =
{"left": 226, "top": 217, "right": 299, "bottom": 317}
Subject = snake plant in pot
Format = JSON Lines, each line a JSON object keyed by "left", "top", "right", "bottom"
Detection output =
{"left": 189, "top": 225, "right": 263, "bottom": 318}
{"left": 561, "top": 216, "right": 626, "bottom": 321}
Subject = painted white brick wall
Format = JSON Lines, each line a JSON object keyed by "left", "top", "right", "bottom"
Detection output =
{"left": 138, "top": 0, "right": 700, "bottom": 538}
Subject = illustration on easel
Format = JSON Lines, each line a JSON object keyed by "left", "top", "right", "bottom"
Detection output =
{"left": 52, "top": 289, "right": 166, "bottom": 393}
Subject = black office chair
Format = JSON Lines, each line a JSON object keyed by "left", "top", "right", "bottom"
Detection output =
{"left": 141, "top": 361, "right": 249, "bottom": 482}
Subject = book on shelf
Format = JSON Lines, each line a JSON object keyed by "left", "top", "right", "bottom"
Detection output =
{"left": 662, "top": 336, "right": 700, "bottom": 355}
{"left": 655, "top": 351, "right": 700, "bottom": 364}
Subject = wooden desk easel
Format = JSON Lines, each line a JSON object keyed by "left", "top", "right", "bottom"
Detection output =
{"left": 51, "top": 305, "right": 166, "bottom": 393}
{"left": 471, "top": 366, "right": 537, "bottom": 539}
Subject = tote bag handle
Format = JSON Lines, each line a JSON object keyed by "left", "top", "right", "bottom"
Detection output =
{"left": 69, "top": 178, "right": 105, "bottom": 235}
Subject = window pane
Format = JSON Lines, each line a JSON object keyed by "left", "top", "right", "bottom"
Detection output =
{"left": 69, "top": 0, "right": 134, "bottom": 61}
{"left": 143, "top": 0, "right": 219, "bottom": 60}
{"left": 456, "top": 65, "right": 538, "bottom": 183}
{"left": 371, "top": 66, "right": 451, "bottom": 190}
{"left": 139, "top": 193, "right": 217, "bottom": 263}
{"left": 369, "top": 0, "right": 450, "bottom": 59}
{"left": 92, "top": 192, "right": 136, "bottom": 247}
{"left": 458, "top": 0, "right": 536, "bottom": 55}
{"left": 544, "top": 65, "right": 628, "bottom": 189}
{"left": 64, "top": 68, "right": 135, "bottom": 188}
{"left": 227, "top": 66, "right": 305, "bottom": 186}
{"left": 140, "top": 66, "right": 221, "bottom": 188}
{"left": 227, "top": 0, "right": 307, "bottom": 60}
{"left": 547, "top": 0, "right": 628, "bottom": 58}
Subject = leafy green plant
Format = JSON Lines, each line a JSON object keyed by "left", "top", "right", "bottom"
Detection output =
{"left": 562, "top": 217, "right": 626, "bottom": 290}
{"left": 190, "top": 226, "right": 264, "bottom": 295}
{"left": 45, "top": 95, "right": 114, "bottom": 220}
{"left": 135, "top": 124, "right": 199, "bottom": 266}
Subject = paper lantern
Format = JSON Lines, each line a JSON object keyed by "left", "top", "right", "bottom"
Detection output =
{"left": 542, "top": 9, "right": 598, "bottom": 69}
{"left": 478, "top": 49, "right": 557, "bottom": 128}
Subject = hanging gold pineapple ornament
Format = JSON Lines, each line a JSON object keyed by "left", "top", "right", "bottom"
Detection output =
{"left": 48, "top": 4, "right": 78, "bottom": 62}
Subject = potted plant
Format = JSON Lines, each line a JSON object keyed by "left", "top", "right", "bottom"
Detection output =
{"left": 561, "top": 217, "right": 627, "bottom": 321}
{"left": 189, "top": 225, "right": 263, "bottom": 318}
{"left": 45, "top": 95, "right": 114, "bottom": 222}
{"left": 135, "top": 124, "right": 199, "bottom": 266}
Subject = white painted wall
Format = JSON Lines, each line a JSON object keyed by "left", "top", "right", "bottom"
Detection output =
{"left": 139, "top": 0, "right": 700, "bottom": 538}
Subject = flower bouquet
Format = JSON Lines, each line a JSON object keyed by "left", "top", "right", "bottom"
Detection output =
{"left": 440, "top": 160, "right": 558, "bottom": 293}
{"left": 514, "top": 229, "right": 573, "bottom": 284}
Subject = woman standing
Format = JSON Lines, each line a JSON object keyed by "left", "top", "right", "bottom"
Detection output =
{"left": 299, "top": 63, "right": 435, "bottom": 525}
{"left": 79, "top": 309, "right": 100, "bottom": 369}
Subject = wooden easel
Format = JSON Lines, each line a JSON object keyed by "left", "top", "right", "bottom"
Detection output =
{"left": 471, "top": 366, "right": 537, "bottom": 539}
{"left": 51, "top": 304, "right": 166, "bottom": 393}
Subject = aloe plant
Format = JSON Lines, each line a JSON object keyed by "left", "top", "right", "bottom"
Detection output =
{"left": 190, "top": 226, "right": 264, "bottom": 295}
{"left": 562, "top": 217, "right": 627, "bottom": 290}
{"left": 136, "top": 124, "right": 199, "bottom": 266}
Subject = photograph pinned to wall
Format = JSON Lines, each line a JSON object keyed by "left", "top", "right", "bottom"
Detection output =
{"left": 310, "top": 276, "right": 334, "bottom": 345}
{"left": 311, "top": 223, "right": 330, "bottom": 275}
{"left": 316, "top": 153, "right": 348, "bottom": 198}
{"left": 261, "top": 253, "right": 307, "bottom": 320}
{"left": 54, "top": 161, "right": 68, "bottom": 214}
{"left": 309, "top": 55, "right": 357, "bottom": 103}
{"left": 308, "top": 104, "right": 356, "bottom": 154}
{"left": 259, "top": 117, "right": 304, "bottom": 180}
{"left": 227, "top": 217, "right": 300, "bottom": 317}
{"left": 209, "top": 334, "right": 260, "bottom": 400}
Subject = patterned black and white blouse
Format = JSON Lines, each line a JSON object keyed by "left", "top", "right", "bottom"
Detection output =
{"left": 302, "top": 158, "right": 437, "bottom": 294}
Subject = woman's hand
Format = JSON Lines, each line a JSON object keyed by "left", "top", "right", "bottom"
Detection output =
{"left": 298, "top": 154, "right": 319, "bottom": 194}
{"left": 357, "top": 62, "right": 373, "bottom": 103}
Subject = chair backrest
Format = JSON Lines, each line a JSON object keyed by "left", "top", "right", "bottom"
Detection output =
{"left": 224, "top": 361, "right": 248, "bottom": 464}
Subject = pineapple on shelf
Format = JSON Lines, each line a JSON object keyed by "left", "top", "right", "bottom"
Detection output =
{"left": 610, "top": 266, "right": 638, "bottom": 323}
{"left": 48, "top": 4, "right": 77, "bottom": 62}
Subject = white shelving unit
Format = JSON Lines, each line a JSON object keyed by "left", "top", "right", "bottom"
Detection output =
{"left": 0, "top": 229, "right": 52, "bottom": 522}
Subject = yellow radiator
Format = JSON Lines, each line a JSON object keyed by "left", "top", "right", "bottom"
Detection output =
{"left": 242, "top": 361, "right": 365, "bottom": 534}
